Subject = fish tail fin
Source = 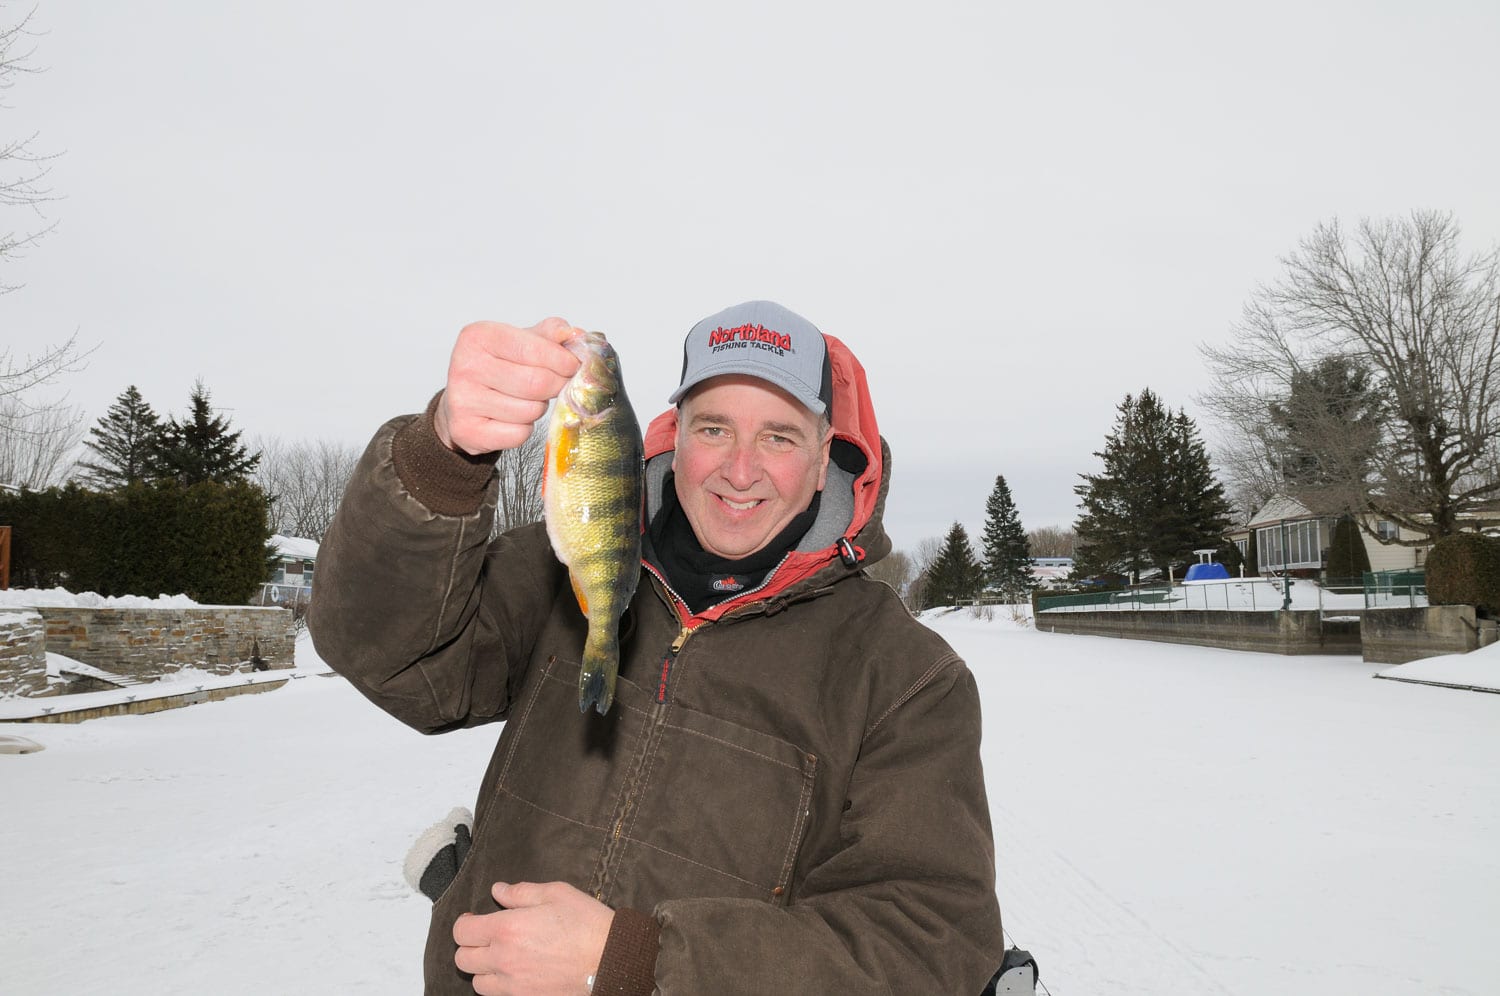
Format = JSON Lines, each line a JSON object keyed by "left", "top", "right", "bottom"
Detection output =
{"left": 578, "top": 628, "right": 619, "bottom": 716}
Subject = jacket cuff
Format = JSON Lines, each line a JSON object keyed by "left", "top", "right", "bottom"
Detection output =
{"left": 591, "top": 907, "right": 660, "bottom": 995}
{"left": 389, "top": 391, "right": 500, "bottom": 517}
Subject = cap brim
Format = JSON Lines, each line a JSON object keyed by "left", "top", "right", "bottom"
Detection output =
{"left": 668, "top": 364, "right": 827, "bottom": 415}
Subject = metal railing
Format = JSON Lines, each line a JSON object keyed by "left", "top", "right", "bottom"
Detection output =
{"left": 1035, "top": 576, "right": 1373, "bottom": 614}
{"left": 255, "top": 582, "right": 312, "bottom": 607}
{"left": 1363, "top": 569, "right": 1427, "bottom": 609}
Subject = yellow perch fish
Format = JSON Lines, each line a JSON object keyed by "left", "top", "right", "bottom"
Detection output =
{"left": 544, "top": 330, "right": 644, "bottom": 715}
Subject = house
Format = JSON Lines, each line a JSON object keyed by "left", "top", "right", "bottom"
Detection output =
{"left": 1029, "top": 556, "right": 1075, "bottom": 590}
{"left": 260, "top": 534, "right": 319, "bottom": 605}
{"left": 1245, "top": 496, "right": 1426, "bottom": 578}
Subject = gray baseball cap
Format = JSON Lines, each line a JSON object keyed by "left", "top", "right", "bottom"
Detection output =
{"left": 668, "top": 300, "right": 833, "bottom": 416}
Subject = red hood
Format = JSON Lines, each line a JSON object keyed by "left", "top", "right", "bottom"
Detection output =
{"left": 641, "top": 333, "right": 886, "bottom": 621}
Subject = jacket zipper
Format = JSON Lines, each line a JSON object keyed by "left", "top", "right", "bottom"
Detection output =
{"left": 656, "top": 625, "right": 692, "bottom": 703}
{"left": 595, "top": 589, "right": 692, "bottom": 898}
{"left": 595, "top": 556, "right": 831, "bottom": 898}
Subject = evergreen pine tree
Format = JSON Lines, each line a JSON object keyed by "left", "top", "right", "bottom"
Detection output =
{"left": 78, "top": 385, "right": 163, "bottom": 490}
{"left": 924, "top": 522, "right": 984, "bottom": 608}
{"left": 980, "top": 474, "right": 1033, "bottom": 600}
{"left": 1218, "top": 537, "right": 1245, "bottom": 576}
{"left": 150, "top": 380, "right": 261, "bottom": 485}
{"left": 1267, "top": 354, "right": 1381, "bottom": 503}
{"left": 1326, "top": 514, "right": 1372, "bottom": 581}
{"left": 1074, "top": 389, "right": 1233, "bottom": 579}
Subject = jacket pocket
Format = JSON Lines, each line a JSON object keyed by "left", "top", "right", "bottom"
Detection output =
{"left": 489, "top": 653, "right": 653, "bottom": 838}
{"left": 608, "top": 706, "right": 818, "bottom": 908}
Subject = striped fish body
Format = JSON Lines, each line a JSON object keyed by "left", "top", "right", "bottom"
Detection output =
{"left": 543, "top": 331, "right": 644, "bottom": 715}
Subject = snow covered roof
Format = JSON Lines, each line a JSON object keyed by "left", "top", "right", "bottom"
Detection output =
{"left": 271, "top": 534, "right": 320, "bottom": 561}
{"left": 1248, "top": 495, "right": 1315, "bottom": 528}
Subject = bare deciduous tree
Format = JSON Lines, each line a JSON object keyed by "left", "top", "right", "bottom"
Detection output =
{"left": 0, "top": 394, "right": 82, "bottom": 487}
{"left": 0, "top": 332, "right": 87, "bottom": 410}
{"left": 1, "top": 4, "right": 57, "bottom": 291}
{"left": 0, "top": 331, "right": 91, "bottom": 459}
{"left": 0, "top": 6, "right": 90, "bottom": 472}
{"left": 255, "top": 437, "right": 361, "bottom": 541}
{"left": 1025, "top": 525, "right": 1076, "bottom": 558}
{"left": 493, "top": 421, "right": 546, "bottom": 536}
{"left": 902, "top": 536, "right": 944, "bottom": 613}
{"left": 865, "top": 549, "right": 914, "bottom": 602}
{"left": 1201, "top": 212, "right": 1500, "bottom": 544}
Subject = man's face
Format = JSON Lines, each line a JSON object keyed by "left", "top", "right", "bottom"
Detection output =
{"left": 673, "top": 375, "right": 833, "bottom": 560}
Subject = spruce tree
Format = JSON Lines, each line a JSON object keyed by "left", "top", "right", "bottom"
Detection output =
{"left": 1074, "top": 389, "right": 1233, "bottom": 580}
{"left": 1267, "top": 355, "right": 1380, "bottom": 508}
{"left": 150, "top": 380, "right": 261, "bottom": 485}
{"left": 78, "top": 385, "right": 162, "bottom": 490}
{"left": 1326, "top": 514, "right": 1372, "bottom": 581}
{"left": 924, "top": 522, "right": 984, "bottom": 608}
{"left": 980, "top": 474, "right": 1033, "bottom": 600}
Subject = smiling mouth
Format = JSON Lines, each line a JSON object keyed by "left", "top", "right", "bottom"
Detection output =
{"left": 718, "top": 496, "right": 763, "bottom": 511}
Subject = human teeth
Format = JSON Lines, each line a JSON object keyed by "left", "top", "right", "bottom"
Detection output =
{"left": 723, "top": 498, "right": 759, "bottom": 510}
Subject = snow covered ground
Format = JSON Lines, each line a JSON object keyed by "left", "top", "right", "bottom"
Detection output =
{"left": 4, "top": 618, "right": 1497, "bottom": 994}
{"left": 0, "top": 586, "right": 202, "bottom": 609}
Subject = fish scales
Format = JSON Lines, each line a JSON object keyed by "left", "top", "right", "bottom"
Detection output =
{"left": 543, "top": 330, "right": 644, "bottom": 716}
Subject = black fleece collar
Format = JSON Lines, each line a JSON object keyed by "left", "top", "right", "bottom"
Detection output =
{"left": 645, "top": 473, "right": 821, "bottom": 614}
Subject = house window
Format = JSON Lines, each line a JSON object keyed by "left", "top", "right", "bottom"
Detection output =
{"left": 1257, "top": 526, "right": 1282, "bottom": 571}
{"left": 1375, "top": 520, "right": 1398, "bottom": 541}
{"left": 1257, "top": 520, "right": 1322, "bottom": 571}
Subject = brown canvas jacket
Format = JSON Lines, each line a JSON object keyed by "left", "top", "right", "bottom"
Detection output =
{"left": 309, "top": 336, "right": 1004, "bottom": 994}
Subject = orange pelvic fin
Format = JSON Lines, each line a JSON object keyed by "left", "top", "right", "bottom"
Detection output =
{"left": 569, "top": 572, "right": 589, "bottom": 616}
{"left": 553, "top": 425, "right": 578, "bottom": 480}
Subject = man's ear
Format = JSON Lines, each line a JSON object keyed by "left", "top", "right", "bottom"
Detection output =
{"left": 816, "top": 430, "right": 833, "bottom": 491}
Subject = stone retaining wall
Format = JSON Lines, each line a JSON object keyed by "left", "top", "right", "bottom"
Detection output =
{"left": 37, "top": 606, "right": 295, "bottom": 679}
{"left": 0, "top": 611, "right": 47, "bottom": 697}
{"left": 1360, "top": 605, "right": 1500, "bottom": 665}
{"left": 1036, "top": 608, "right": 1363, "bottom": 655}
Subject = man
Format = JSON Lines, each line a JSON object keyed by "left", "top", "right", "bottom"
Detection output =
{"left": 310, "top": 301, "right": 1003, "bottom": 994}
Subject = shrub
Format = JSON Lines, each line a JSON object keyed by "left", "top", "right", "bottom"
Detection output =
{"left": 1326, "top": 515, "right": 1372, "bottom": 582}
{"left": 1218, "top": 538, "right": 1245, "bottom": 576}
{"left": 0, "top": 480, "right": 274, "bottom": 603}
{"left": 1426, "top": 532, "right": 1500, "bottom": 617}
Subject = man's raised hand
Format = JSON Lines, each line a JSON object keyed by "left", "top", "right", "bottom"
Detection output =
{"left": 435, "top": 317, "right": 582, "bottom": 455}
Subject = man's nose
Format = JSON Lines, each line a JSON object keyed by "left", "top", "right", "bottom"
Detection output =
{"left": 721, "top": 439, "right": 760, "bottom": 489}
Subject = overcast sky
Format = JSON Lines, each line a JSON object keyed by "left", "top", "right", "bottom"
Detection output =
{"left": 4, "top": 0, "right": 1498, "bottom": 552}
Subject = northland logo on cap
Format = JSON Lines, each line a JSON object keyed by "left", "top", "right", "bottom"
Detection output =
{"left": 707, "top": 324, "right": 794, "bottom": 355}
{"left": 670, "top": 300, "right": 832, "bottom": 415}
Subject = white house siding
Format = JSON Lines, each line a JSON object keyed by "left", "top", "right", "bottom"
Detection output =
{"left": 1363, "top": 525, "right": 1426, "bottom": 573}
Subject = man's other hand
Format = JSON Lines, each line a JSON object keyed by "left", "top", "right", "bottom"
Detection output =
{"left": 452, "top": 880, "right": 613, "bottom": 996}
